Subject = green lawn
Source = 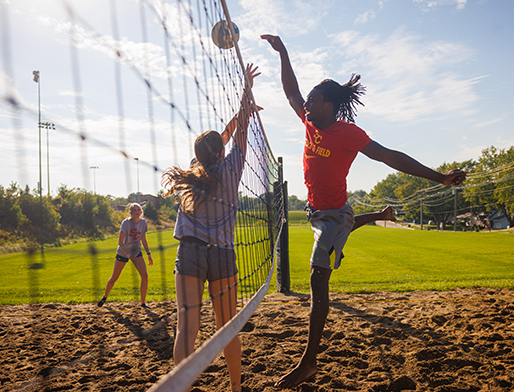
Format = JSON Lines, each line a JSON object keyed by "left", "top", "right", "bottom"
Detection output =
{"left": 0, "top": 231, "right": 180, "bottom": 305}
{"left": 289, "top": 225, "right": 514, "bottom": 293}
{"left": 287, "top": 210, "right": 309, "bottom": 225}
{"left": 1, "top": 225, "right": 513, "bottom": 305}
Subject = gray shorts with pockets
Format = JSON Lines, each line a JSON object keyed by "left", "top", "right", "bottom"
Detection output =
{"left": 307, "top": 202, "right": 355, "bottom": 270}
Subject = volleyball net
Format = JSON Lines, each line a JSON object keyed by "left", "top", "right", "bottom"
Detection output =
{"left": 1, "top": 0, "right": 285, "bottom": 390}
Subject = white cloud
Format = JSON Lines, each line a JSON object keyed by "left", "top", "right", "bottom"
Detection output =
{"left": 237, "top": 0, "right": 329, "bottom": 38}
{"left": 26, "top": 4, "right": 222, "bottom": 89}
{"left": 413, "top": 0, "right": 468, "bottom": 11}
{"left": 51, "top": 21, "right": 172, "bottom": 80}
{"left": 494, "top": 135, "right": 514, "bottom": 150}
{"left": 456, "top": 144, "right": 487, "bottom": 161}
{"left": 327, "top": 29, "right": 479, "bottom": 123}
{"left": 291, "top": 48, "right": 331, "bottom": 95}
{"left": 355, "top": 10, "right": 376, "bottom": 25}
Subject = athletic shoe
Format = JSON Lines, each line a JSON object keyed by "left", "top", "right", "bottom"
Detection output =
{"left": 141, "top": 303, "right": 150, "bottom": 309}
{"left": 97, "top": 297, "right": 107, "bottom": 307}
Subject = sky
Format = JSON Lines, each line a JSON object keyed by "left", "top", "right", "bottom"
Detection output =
{"left": 1, "top": 0, "right": 513, "bottom": 200}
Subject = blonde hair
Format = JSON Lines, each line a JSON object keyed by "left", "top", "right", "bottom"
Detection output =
{"left": 127, "top": 202, "right": 143, "bottom": 218}
{"left": 161, "top": 131, "right": 223, "bottom": 213}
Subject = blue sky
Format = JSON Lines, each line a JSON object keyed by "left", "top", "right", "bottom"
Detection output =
{"left": 1, "top": 0, "right": 513, "bottom": 199}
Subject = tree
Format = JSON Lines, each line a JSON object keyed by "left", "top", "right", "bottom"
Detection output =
{"left": 55, "top": 185, "right": 117, "bottom": 239}
{"left": 0, "top": 183, "right": 27, "bottom": 235}
{"left": 18, "top": 185, "right": 60, "bottom": 243}
{"left": 463, "top": 146, "right": 514, "bottom": 228}
{"left": 288, "top": 195, "right": 307, "bottom": 211}
{"left": 364, "top": 159, "right": 475, "bottom": 228}
{"left": 347, "top": 190, "right": 370, "bottom": 215}
{"left": 419, "top": 160, "right": 475, "bottom": 230}
{"left": 144, "top": 200, "right": 158, "bottom": 220}
{"left": 107, "top": 195, "right": 128, "bottom": 205}
{"left": 365, "top": 172, "right": 431, "bottom": 222}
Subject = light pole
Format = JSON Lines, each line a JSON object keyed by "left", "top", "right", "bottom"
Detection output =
{"left": 134, "top": 158, "right": 140, "bottom": 202}
{"left": 90, "top": 166, "right": 99, "bottom": 194}
{"left": 33, "top": 70, "right": 42, "bottom": 199}
{"left": 419, "top": 190, "right": 424, "bottom": 231}
{"left": 453, "top": 188, "right": 457, "bottom": 232}
{"left": 33, "top": 70, "right": 44, "bottom": 260}
{"left": 41, "top": 122, "right": 55, "bottom": 196}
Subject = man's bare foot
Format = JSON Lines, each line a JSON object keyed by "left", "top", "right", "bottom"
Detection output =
{"left": 274, "top": 362, "right": 317, "bottom": 389}
{"left": 380, "top": 206, "right": 396, "bottom": 222}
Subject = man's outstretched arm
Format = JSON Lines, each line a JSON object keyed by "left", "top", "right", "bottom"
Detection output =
{"left": 361, "top": 141, "right": 467, "bottom": 185}
{"left": 261, "top": 34, "right": 304, "bottom": 118}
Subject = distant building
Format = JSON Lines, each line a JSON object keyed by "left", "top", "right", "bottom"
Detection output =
{"left": 489, "top": 210, "right": 509, "bottom": 230}
{"left": 110, "top": 194, "right": 159, "bottom": 213}
{"left": 110, "top": 204, "right": 126, "bottom": 212}
{"left": 455, "top": 209, "right": 510, "bottom": 230}
{"left": 140, "top": 194, "right": 159, "bottom": 208}
{"left": 456, "top": 212, "right": 478, "bottom": 228}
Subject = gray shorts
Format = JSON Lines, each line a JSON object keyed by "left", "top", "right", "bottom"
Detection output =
{"left": 175, "top": 239, "right": 238, "bottom": 282}
{"left": 307, "top": 202, "right": 355, "bottom": 270}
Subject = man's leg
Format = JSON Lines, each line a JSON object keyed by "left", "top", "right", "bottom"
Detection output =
{"left": 275, "top": 266, "right": 332, "bottom": 389}
{"left": 352, "top": 205, "right": 396, "bottom": 232}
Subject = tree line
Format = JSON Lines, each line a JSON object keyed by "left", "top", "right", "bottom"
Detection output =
{"left": 353, "top": 145, "right": 514, "bottom": 229}
{"left": 0, "top": 185, "right": 178, "bottom": 250}
{"left": 0, "top": 183, "right": 275, "bottom": 250}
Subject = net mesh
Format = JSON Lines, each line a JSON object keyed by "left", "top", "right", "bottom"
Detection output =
{"left": 1, "top": 0, "right": 285, "bottom": 390}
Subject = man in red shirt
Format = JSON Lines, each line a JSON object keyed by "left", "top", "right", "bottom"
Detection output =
{"left": 262, "top": 34, "right": 467, "bottom": 389}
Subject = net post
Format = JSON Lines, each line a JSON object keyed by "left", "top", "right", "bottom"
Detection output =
{"left": 275, "top": 157, "right": 290, "bottom": 293}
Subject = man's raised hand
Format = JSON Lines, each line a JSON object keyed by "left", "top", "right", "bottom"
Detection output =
{"left": 442, "top": 169, "right": 467, "bottom": 186}
{"left": 261, "top": 34, "right": 286, "bottom": 53}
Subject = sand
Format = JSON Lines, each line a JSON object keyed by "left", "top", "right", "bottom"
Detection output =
{"left": 1, "top": 287, "right": 514, "bottom": 391}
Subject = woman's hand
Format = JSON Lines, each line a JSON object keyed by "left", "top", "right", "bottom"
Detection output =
{"left": 245, "top": 63, "right": 261, "bottom": 89}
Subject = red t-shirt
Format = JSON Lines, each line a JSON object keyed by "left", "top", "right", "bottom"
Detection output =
{"left": 302, "top": 107, "right": 371, "bottom": 210}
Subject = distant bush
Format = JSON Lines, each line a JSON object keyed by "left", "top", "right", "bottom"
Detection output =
{"left": 0, "top": 183, "right": 120, "bottom": 249}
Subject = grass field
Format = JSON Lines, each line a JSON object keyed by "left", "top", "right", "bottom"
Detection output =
{"left": 1, "top": 225, "right": 513, "bottom": 305}
{"left": 289, "top": 224, "right": 514, "bottom": 293}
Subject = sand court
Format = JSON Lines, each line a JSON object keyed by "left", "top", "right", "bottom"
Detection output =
{"left": 1, "top": 287, "right": 513, "bottom": 391}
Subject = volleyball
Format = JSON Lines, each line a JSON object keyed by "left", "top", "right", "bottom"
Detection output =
{"left": 211, "top": 20, "right": 239, "bottom": 49}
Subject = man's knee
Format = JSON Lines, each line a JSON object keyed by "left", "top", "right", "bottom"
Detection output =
{"left": 310, "top": 267, "right": 331, "bottom": 286}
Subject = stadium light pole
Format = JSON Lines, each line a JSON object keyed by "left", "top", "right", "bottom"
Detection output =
{"left": 33, "top": 70, "right": 45, "bottom": 262}
{"left": 90, "top": 166, "right": 99, "bottom": 194}
{"left": 134, "top": 157, "right": 140, "bottom": 202}
{"left": 41, "top": 122, "right": 55, "bottom": 196}
{"left": 33, "top": 70, "right": 42, "bottom": 200}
